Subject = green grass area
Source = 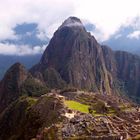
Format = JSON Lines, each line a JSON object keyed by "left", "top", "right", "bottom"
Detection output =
{"left": 65, "top": 100, "right": 90, "bottom": 113}
{"left": 27, "top": 97, "right": 38, "bottom": 106}
{"left": 65, "top": 100, "right": 117, "bottom": 116}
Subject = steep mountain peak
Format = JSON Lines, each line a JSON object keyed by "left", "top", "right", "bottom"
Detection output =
{"left": 0, "top": 62, "right": 28, "bottom": 112}
{"left": 3, "top": 62, "right": 28, "bottom": 85}
{"left": 7, "top": 62, "right": 26, "bottom": 71}
{"left": 31, "top": 17, "right": 113, "bottom": 94}
{"left": 59, "top": 16, "right": 84, "bottom": 29}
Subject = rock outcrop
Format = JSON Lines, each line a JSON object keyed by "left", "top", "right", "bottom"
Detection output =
{"left": 115, "top": 51, "right": 140, "bottom": 99}
{"left": 102, "top": 45, "right": 140, "bottom": 101}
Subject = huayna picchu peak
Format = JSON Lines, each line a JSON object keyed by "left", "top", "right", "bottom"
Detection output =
{"left": 31, "top": 17, "right": 114, "bottom": 95}
{"left": 0, "top": 17, "right": 140, "bottom": 140}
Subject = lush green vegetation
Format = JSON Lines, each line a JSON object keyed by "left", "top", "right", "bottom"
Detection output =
{"left": 21, "top": 76, "right": 49, "bottom": 97}
{"left": 65, "top": 100, "right": 90, "bottom": 113}
{"left": 65, "top": 100, "right": 117, "bottom": 116}
{"left": 26, "top": 97, "right": 38, "bottom": 106}
{"left": 18, "top": 96, "right": 38, "bottom": 112}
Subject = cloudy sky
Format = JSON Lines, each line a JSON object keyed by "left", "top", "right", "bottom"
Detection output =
{"left": 0, "top": 0, "right": 140, "bottom": 55}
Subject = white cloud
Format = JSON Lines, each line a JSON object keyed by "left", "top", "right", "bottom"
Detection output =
{"left": 59, "top": 17, "right": 83, "bottom": 29}
{"left": 115, "top": 34, "right": 122, "bottom": 39}
{"left": 0, "top": 0, "right": 76, "bottom": 40}
{"left": 1, "top": 0, "right": 140, "bottom": 55}
{"left": 75, "top": 0, "right": 140, "bottom": 40}
{"left": 1, "top": 0, "right": 140, "bottom": 41}
{"left": 37, "top": 31, "right": 48, "bottom": 41}
{"left": 127, "top": 31, "right": 140, "bottom": 39}
{"left": 0, "top": 43, "right": 46, "bottom": 56}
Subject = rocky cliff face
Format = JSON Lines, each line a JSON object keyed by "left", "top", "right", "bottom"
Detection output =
{"left": 31, "top": 17, "right": 114, "bottom": 94}
{"left": 102, "top": 45, "right": 140, "bottom": 101}
{"left": 115, "top": 51, "right": 140, "bottom": 99}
